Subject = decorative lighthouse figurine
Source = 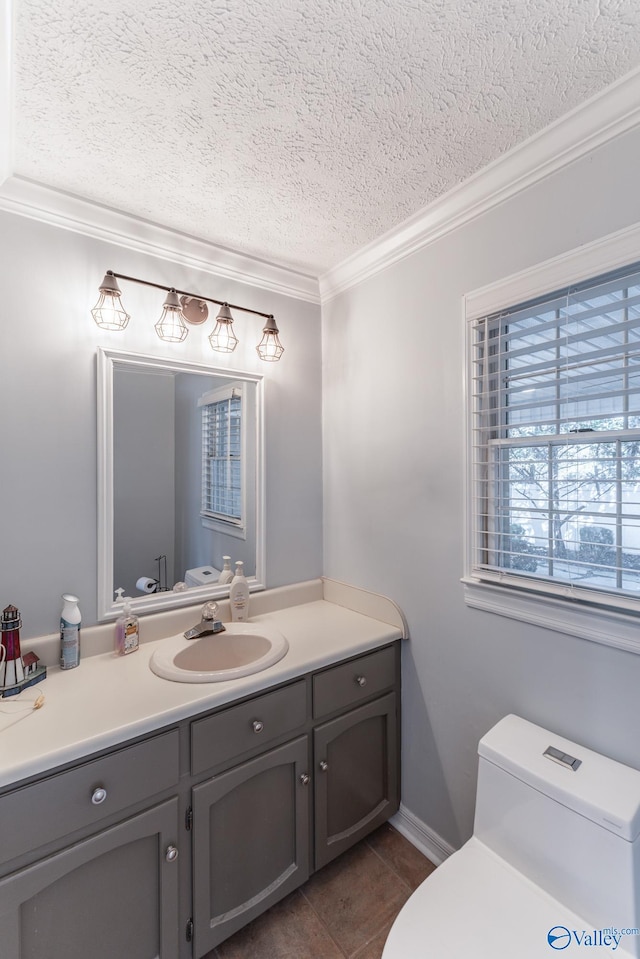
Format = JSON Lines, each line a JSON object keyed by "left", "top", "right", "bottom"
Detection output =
{"left": 1, "top": 605, "right": 25, "bottom": 687}
{"left": 0, "top": 604, "right": 46, "bottom": 698}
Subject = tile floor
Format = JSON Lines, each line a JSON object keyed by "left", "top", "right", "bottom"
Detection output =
{"left": 209, "top": 824, "right": 437, "bottom": 959}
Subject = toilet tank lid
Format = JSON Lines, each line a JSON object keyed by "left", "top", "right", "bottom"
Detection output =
{"left": 478, "top": 715, "right": 640, "bottom": 841}
{"left": 185, "top": 565, "right": 221, "bottom": 579}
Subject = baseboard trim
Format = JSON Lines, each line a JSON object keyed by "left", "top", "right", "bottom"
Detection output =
{"left": 389, "top": 803, "right": 456, "bottom": 866}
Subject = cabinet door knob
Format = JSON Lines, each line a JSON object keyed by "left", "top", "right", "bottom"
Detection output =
{"left": 319, "top": 760, "right": 328, "bottom": 772}
{"left": 355, "top": 675, "right": 367, "bottom": 687}
{"left": 299, "top": 773, "right": 311, "bottom": 786}
{"left": 165, "top": 845, "right": 179, "bottom": 863}
{"left": 252, "top": 720, "right": 264, "bottom": 733}
{"left": 91, "top": 786, "right": 107, "bottom": 805}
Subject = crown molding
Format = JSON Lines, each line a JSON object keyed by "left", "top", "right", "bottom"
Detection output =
{"left": 5, "top": 15, "right": 640, "bottom": 309}
{"left": 0, "top": 175, "right": 321, "bottom": 304}
{"left": 319, "top": 66, "right": 640, "bottom": 302}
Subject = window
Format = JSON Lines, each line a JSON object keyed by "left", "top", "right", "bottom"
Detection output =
{"left": 199, "top": 385, "right": 244, "bottom": 530}
{"left": 469, "top": 261, "right": 640, "bottom": 617}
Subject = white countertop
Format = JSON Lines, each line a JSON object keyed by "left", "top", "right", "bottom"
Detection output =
{"left": 0, "top": 588, "right": 405, "bottom": 790}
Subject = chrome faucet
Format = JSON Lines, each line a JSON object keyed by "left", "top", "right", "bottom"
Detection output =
{"left": 184, "top": 602, "right": 226, "bottom": 640}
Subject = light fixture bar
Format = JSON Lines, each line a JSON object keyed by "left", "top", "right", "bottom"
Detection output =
{"left": 108, "top": 271, "right": 273, "bottom": 322}
{"left": 94, "top": 271, "right": 284, "bottom": 361}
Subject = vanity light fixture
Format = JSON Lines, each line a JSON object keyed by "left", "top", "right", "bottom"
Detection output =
{"left": 154, "top": 289, "right": 188, "bottom": 343}
{"left": 257, "top": 315, "right": 285, "bottom": 362}
{"left": 91, "top": 272, "right": 131, "bottom": 331}
{"left": 208, "top": 303, "right": 239, "bottom": 354}
{"left": 91, "top": 271, "right": 284, "bottom": 361}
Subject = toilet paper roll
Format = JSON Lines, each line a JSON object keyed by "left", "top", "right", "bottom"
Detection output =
{"left": 136, "top": 576, "right": 159, "bottom": 594}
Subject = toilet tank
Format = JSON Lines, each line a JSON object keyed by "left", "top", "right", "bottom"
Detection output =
{"left": 185, "top": 565, "right": 221, "bottom": 587}
{"left": 474, "top": 715, "right": 640, "bottom": 943}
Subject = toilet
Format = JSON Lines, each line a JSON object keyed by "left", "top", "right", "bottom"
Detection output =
{"left": 383, "top": 715, "right": 640, "bottom": 958}
{"left": 184, "top": 565, "right": 221, "bottom": 587}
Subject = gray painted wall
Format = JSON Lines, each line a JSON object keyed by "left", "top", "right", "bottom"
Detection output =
{"left": 113, "top": 367, "right": 176, "bottom": 596}
{"left": 321, "top": 125, "right": 640, "bottom": 850}
{"left": 0, "top": 211, "right": 323, "bottom": 638}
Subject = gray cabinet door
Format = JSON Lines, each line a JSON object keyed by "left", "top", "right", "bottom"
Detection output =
{"left": 192, "top": 735, "right": 311, "bottom": 956}
{"left": 314, "top": 692, "right": 399, "bottom": 869}
{"left": 0, "top": 799, "right": 180, "bottom": 959}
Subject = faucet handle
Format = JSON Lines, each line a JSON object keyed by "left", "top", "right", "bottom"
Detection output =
{"left": 201, "top": 601, "right": 219, "bottom": 622}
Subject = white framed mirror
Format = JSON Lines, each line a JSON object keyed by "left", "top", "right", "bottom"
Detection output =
{"left": 97, "top": 348, "right": 265, "bottom": 619}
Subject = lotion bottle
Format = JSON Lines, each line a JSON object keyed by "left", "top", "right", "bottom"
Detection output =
{"left": 115, "top": 599, "right": 140, "bottom": 655}
{"left": 229, "top": 561, "right": 249, "bottom": 622}
{"left": 218, "top": 556, "right": 233, "bottom": 585}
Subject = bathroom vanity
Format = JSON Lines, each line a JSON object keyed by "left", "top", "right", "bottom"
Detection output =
{"left": 0, "top": 580, "right": 405, "bottom": 958}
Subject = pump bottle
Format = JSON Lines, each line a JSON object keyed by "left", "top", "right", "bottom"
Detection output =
{"left": 218, "top": 556, "right": 233, "bottom": 585}
{"left": 229, "top": 561, "right": 249, "bottom": 622}
{"left": 115, "top": 599, "right": 140, "bottom": 655}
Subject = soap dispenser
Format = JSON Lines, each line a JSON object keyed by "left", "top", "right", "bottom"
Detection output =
{"left": 229, "top": 561, "right": 249, "bottom": 622}
{"left": 115, "top": 599, "right": 140, "bottom": 655}
{"left": 218, "top": 556, "right": 233, "bottom": 585}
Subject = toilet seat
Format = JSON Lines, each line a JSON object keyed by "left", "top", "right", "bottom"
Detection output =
{"left": 382, "top": 837, "right": 630, "bottom": 958}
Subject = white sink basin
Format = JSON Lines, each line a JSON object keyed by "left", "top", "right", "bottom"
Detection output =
{"left": 149, "top": 622, "right": 289, "bottom": 683}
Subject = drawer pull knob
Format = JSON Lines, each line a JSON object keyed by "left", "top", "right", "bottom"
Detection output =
{"left": 91, "top": 787, "right": 107, "bottom": 805}
{"left": 299, "top": 773, "right": 311, "bottom": 786}
{"left": 252, "top": 720, "right": 264, "bottom": 733}
{"left": 355, "top": 675, "right": 367, "bottom": 687}
{"left": 165, "top": 845, "right": 179, "bottom": 863}
{"left": 319, "top": 760, "right": 328, "bottom": 772}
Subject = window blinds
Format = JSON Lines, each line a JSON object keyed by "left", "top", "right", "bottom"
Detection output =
{"left": 201, "top": 389, "right": 242, "bottom": 521}
{"left": 470, "top": 261, "right": 640, "bottom": 609}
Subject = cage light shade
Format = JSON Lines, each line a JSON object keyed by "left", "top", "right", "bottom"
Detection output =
{"left": 256, "top": 315, "right": 284, "bottom": 361}
{"left": 91, "top": 272, "right": 130, "bottom": 331}
{"left": 209, "top": 303, "right": 238, "bottom": 353}
{"left": 154, "top": 289, "right": 188, "bottom": 342}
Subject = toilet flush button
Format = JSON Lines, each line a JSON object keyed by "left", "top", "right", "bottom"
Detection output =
{"left": 543, "top": 745, "right": 582, "bottom": 771}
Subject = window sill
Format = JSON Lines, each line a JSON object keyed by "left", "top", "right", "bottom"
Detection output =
{"left": 461, "top": 576, "right": 640, "bottom": 656}
{"left": 201, "top": 515, "right": 246, "bottom": 540}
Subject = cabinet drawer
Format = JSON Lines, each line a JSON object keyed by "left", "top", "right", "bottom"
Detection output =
{"left": 191, "top": 680, "right": 308, "bottom": 775}
{"left": 0, "top": 730, "right": 179, "bottom": 867}
{"left": 313, "top": 645, "right": 396, "bottom": 719}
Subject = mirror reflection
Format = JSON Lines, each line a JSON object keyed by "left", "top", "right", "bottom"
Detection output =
{"left": 98, "top": 349, "right": 264, "bottom": 618}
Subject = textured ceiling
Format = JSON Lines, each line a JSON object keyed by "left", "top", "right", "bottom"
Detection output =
{"left": 12, "top": 0, "right": 640, "bottom": 275}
